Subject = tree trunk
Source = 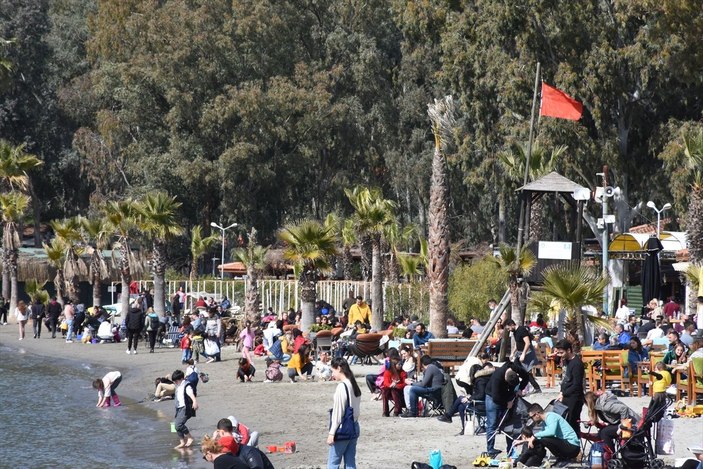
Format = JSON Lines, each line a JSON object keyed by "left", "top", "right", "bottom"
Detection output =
{"left": 342, "top": 245, "right": 354, "bottom": 280}
{"left": 119, "top": 243, "right": 132, "bottom": 316}
{"left": 245, "top": 265, "right": 260, "bottom": 325}
{"left": 428, "top": 145, "right": 450, "bottom": 339}
{"left": 1, "top": 246, "right": 9, "bottom": 302}
{"left": 92, "top": 273, "right": 101, "bottom": 308}
{"left": 360, "top": 235, "right": 372, "bottom": 281}
{"left": 299, "top": 276, "right": 316, "bottom": 333}
{"left": 498, "top": 192, "right": 506, "bottom": 243}
{"left": 371, "top": 235, "right": 384, "bottom": 331}
{"left": 152, "top": 240, "right": 166, "bottom": 316}
{"left": 529, "top": 198, "right": 545, "bottom": 243}
{"left": 687, "top": 186, "right": 703, "bottom": 263}
{"left": 510, "top": 279, "right": 521, "bottom": 324}
{"left": 10, "top": 267, "right": 17, "bottom": 314}
{"left": 189, "top": 257, "right": 198, "bottom": 282}
{"left": 54, "top": 270, "right": 65, "bottom": 306}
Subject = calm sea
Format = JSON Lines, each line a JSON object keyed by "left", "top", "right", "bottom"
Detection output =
{"left": 0, "top": 344, "right": 209, "bottom": 469}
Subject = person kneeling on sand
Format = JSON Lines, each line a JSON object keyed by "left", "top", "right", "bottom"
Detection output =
{"left": 93, "top": 371, "right": 122, "bottom": 408}
{"left": 524, "top": 403, "right": 580, "bottom": 467}
{"left": 287, "top": 344, "right": 313, "bottom": 382}
{"left": 173, "top": 369, "right": 198, "bottom": 449}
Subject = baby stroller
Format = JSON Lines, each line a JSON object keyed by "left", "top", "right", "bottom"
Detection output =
{"left": 605, "top": 396, "right": 672, "bottom": 469}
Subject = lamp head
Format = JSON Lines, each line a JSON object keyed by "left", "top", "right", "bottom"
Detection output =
{"left": 662, "top": 203, "right": 672, "bottom": 211}
{"left": 210, "top": 222, "right": 219, "bottom": 228}
{"left": 225, "top": 222, "right": 238, "bottom": 230}
{"left": 646, "top": 201, "right": 656, "bottom": 209}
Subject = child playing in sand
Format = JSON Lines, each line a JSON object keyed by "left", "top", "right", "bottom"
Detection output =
{"left": 172, "top": 369, "right": 197, "bottom": 449}
{"left": 93, "top": 371, "right": 122, "bottom": 408}
{"left": 513, "top": 426, "right": 546, "bottom": 467}
{"left": 180, "top": 331, "right": 192, "bottom": 364}
{"left": 237, "top": 357, "right": 256, "bottom": 382}
{"left": 263, "top": 358, "right": 283, "bottom": 383}
{"left": 315, "top": 351, "right": 333, "bottom": 381}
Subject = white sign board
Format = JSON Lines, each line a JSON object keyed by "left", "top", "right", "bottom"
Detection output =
{"left": 538, "top": 241, "right": 573, "bottom": 260}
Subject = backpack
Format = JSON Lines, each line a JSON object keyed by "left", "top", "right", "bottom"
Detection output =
{"left": 149, "top": 315, "right": 160, "bottom": 332}
{"left": 183, "top": 383, "right": 196, "bottom": 418}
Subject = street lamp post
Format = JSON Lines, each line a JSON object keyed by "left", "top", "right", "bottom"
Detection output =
{"left": 210, "top": 222, "right": 238, "bottom": 279}
{"left": 646, "top": 201, "right": 672, "bottom": 238}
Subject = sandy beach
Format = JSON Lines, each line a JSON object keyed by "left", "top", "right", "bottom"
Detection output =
{"left": 2, "top": 323, "right": 702, "bottom": 469}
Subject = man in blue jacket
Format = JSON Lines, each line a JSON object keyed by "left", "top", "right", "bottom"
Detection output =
{"left": 524, "top": 402, "right": 580, "bottom": 467}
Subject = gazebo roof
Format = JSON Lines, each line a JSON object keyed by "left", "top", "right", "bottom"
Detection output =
{"left": 518, "top": 171, "right": 588, "bottom": 193}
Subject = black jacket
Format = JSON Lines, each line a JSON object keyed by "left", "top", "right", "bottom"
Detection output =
{"left": 126, "top": 308, "right": 145, "bottom": 331}
{"left": 560, "top": 354, "right": 585, "bottom": 399}
{"left": 46, "top": 300, "right": 62, "bottom": 318}
{"left": 30, "top": 302, "right": 45, "bottom": 319}
{"left": 486, "top": 360, "right": 530, "bottom": 406}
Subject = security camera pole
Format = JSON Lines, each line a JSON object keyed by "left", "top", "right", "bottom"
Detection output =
{"left": 600, "top": 166, "right": 609, "bottom": 315}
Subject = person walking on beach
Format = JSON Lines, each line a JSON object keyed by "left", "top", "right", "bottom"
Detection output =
{"left": 14, "top": 300, "right": 28, "bottom": 340}
{"left": 63, "top": 300, "right": 75, "bottom": 343}
{"left": 46, "top": 296, "right": 62, "bottom": 338}
{"left": 145, "top": 307, "right": 160, "bottom": 353}
{"left": 93, "top": 370, "right": 122, "bottom": 407}
{"left": 173, "top": 369, "right": 198, "bottom": 449}
{"left": 30, "top": 297, "right": 45, "bottom": 339}
{"left": 125, "top": 301, "right": 145, "bottom": 354}
{"left": 327, "top": 358, "right": 361, "bottom": 469}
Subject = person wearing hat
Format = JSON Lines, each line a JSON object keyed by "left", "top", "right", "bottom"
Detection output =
{"left": 347, "top": 295, "right": 371, "bottom": 329}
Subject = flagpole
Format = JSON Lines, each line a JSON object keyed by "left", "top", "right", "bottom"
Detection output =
{"left": 516, "top": 62, "right": 541, "bottom": 255}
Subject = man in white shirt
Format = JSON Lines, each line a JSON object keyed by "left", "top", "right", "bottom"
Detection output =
{"left": 614, "top": 299, "right": 630, "bottom": 325}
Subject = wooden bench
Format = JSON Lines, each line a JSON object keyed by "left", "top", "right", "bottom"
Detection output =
{"left": 425, "top": 339, "right": 475, "bottom": 373}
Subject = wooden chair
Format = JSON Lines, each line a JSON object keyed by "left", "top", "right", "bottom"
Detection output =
{"left": 638, "top": 351, "right": 666, "bottom": 397}
{"left": 602, "top": 350, "right": 629, "bottom": 395}
{"left": 532, "top": 343, "right": 548, "bottom": 379}
{"left": 675, "top": 363, "right": 690, "bottom": 404}
{"left": 686, "top": 357, "right": 703, "bottom": 405}
{"left": 580, "top": 350, "right": 604, "bottom": 391}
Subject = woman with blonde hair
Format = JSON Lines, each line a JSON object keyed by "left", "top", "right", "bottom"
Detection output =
{"left": 14, "top": 300, "right": 28, "bottom": 340}
{"left": 200, "top": 436, "right": 247, "bottom": 468}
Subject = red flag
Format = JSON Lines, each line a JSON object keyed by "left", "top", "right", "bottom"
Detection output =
{"left": 540, "top": 82, "right": 583, "bottom": 121}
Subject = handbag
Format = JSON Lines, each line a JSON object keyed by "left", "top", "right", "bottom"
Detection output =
{"left": 204, "top": 338, "right": 220, "bottom": 356}
{"left": 328, "top": 383, "right": 358, "bottom": 441}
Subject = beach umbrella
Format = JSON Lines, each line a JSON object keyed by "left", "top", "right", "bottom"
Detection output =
{"left": 641, "top": 236, "right": 664, "bottom": 307}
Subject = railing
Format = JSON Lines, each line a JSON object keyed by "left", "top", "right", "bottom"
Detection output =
{"left": 120, "top": 278, "right": 420, "bottom": 318}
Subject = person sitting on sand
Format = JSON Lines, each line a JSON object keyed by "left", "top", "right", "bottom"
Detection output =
{"left": 214, "top": 416, "right": 260, "bottom": 448}
{"left": 153, "top": 375, "right": 175, "bottom": 402}
{"left": 93, "top": 371, "right": 122, "bottom": 408}
{"left": 287, "top": 344, "right": 313, "bottom": 382}
{"left": 263, "top": 357, "right": 283, "bottom": 383}
{"left": 237, "top": 357, "right": 256, "bottom": 382}
{"left": 173, "top": 369, "right": 198, "bottom": 449}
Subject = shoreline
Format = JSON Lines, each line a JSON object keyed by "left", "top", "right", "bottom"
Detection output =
{"left": 2, "top": 322, "right": 702, "bottom": 469}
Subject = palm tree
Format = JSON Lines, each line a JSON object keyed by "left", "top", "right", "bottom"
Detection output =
{"left": 0, "top": 191, "right": 29, "bottom": 311}
{"left": 134, "top": 193, "right": 183, "bottom": 316}
{"left": 426, "top": 96, "right": 455, "bottom": 338}
{"left": 232, "top": 227, "right": 269, "bottom": 325}
{"left": 531, "top": 264, "right": 610, "bottom": 350}
{"left": 682, "top": 130, "right": 703, "bottom": 263}
{"left": 50, "top": 217, "right": 86, "bottom": 304}
{"left": 397, "top": 253, "right": 423, "bottom": 282}
{"left": 278, "top": 220, "right": 337, "bottom": 332}
{"left": 80, "top": 216, "right": 111, "bottom": 307}
{"left": 0, "top": 140, "right": 42, "bottom": 298}
{"left": 42, "top": 238, "right": 65, "bottom": 305}
{"left": 341, "top": 218, "right": 357, "bottom": 280}
{"left": 489, "top": 244, "right": 537, "bottom": 325}
{"left": 103, "top": 199, "right": 140, "bottom": 317}
{"left": 498, "top": 141, "right": 566, "bottom": 242}
{"left": 345, "top": 186, "right": 397, "bottom": 331}
{"left": 25, "top": 279, "right": 49, "bottom": 305}
{"left": 189, "top": 225, "right": 219, "bottom": 281}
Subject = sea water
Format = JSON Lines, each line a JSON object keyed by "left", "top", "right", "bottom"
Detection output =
{"left": 0, "top": 344, "right": 208, "bottom": 469}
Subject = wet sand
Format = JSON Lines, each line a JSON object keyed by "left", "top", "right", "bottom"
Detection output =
{"left": 2, "top": 322, "right": 701, "bottom": 468}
